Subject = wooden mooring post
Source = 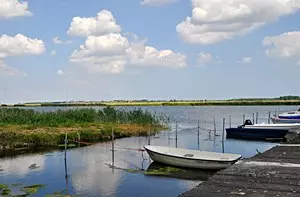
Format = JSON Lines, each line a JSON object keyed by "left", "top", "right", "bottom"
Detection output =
{"left": 213, "top": 117, "right": 216, "bottom": 136}
{"left": 175, "top": 121, "right": 178, "bottom": 148}
{"left": 229, "top": 115, "right": 231, "bottom": 128}
{"left": 252, "top": 113, "right": 255, "bottom": 123}
{"left": 148, "top": 124, "right": 151, "bottom": 145}
{"left": 256, "top": 112, "right": 258, "bottom": 124}
{"left": 197, "top": 120, "right": 200, "bottom": 150}
{"left": 242, "top": 114, "right": 245, "bottom": 123}
{"left": 268, "top": 111, "right": 271, "bottom": 124}
{"left": 111, "top": 128, "right": 115, "bottom": 166}
{"left": 64, "top": 133, "right": 68, "bottom": 180}
{"left": 222, "top": 118, "right": 225, "bottom": 153}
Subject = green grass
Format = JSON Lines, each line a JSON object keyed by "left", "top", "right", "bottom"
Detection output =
{"left": 0, "top": 107, "right": 167, "bottom": 150}
{"left": 0, "top": 106, "right": 162, "bottom": 126}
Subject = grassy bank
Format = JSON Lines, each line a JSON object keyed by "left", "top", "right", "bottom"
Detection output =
{"left": 0, "top": 107, "right": 166, "bottom": 150}
{"left": 3, "top": 99, "right": 300, "bottom": 107}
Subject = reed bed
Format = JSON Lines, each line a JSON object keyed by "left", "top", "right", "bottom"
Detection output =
{"left": 0, "top": 107, "right": 166, "bottom": 150}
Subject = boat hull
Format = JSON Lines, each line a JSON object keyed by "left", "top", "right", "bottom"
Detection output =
{"left": 245, "top": 124, "right": 300, "bottom": 133}
{"left": 226, "top": 127, "right": 288, "bottom": 141}
{"left": 271, "top": 117, "right": 300, "bottom": 124}
{"left": 144, "top": 147, "right": 239, "bottom": 170}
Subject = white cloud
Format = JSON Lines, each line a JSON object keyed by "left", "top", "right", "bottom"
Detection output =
{"left": 242, "top": 57, "right": 252, "bottom": 63}
{"left": 141, "top": 0, "right": 178, "bottom": 6}
{"left": 67, "top": 10, "right": 121, "bottom": 37}
{"left": 0, "top": 0, "right": 32, "bottom": 18}
{"left": 0, "top": 34, "right": 45, "bottom": 77}
{"left": 70, "top": 34, "right": 128, "bottom": 74}
{"left": 128, "top": 44, "right": 186, "bottom": 68}
{"left": 177, "top": 0, "right": 300, "bottom": 44}
{"left": 198, "top": 52, "right": 213, "bottom": 64}
{"left": 52, "top": 37, "right": 62, "bottom": 44}
{"left": 0, "top": 60, "right": 27, "bottom": 77}
{"left": 69, "top": 10, "right": 187, "bottom": 74}
{"left": 52, "top": 37, "right": 72, "bottom": 45}
{"left": 0, "top": 34, "right": 45, "bottom": 58}
{"left": 264, "top": 31, "right": 300, "bottom": 58}
{"left": 51, "top": 50, "right": 56, "bottom": 56}
{"left": 57, "top": 69, "right": 64, "bottom": 75}
{"left": 65, "top": 40, "right": 72, "bottom": 44}
{"left": 236, "top": 56, "right": 252, "bottom": 64}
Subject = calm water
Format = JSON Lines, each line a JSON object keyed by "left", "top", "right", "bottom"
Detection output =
{"left": 0, "top": 106, "right": 298, "bottom": 197}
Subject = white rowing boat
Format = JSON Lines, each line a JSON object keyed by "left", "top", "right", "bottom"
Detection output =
{"left": 245, "top": 123, "right": 300, "bottom": 133}
{"left": 144, "top": 146, "right": 241, "bottom": 170}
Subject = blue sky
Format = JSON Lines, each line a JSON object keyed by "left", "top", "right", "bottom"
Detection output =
{"left": 0, "top": 0, "right": 300, "bottom": 103}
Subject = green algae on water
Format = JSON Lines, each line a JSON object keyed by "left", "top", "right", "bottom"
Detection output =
{"left": 145, "top": 166, "right": 185, "bottom": 176}
{"left": 21, "top": 184, "right": 45, "bottom": 195}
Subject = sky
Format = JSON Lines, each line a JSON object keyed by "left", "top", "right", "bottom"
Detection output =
{"left": 1, "top": 0, "right": 300, "bottom": 103}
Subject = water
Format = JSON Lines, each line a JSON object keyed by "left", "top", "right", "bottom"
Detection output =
{"left": 0, "top": 106, "right": 297, "bottom": 197}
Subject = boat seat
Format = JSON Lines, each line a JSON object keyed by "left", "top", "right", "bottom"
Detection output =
{"left": 184, "top": 154, "right": 194, "bottom": 157}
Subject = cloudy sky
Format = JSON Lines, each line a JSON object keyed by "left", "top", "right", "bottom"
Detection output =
{"left": 1, "top": 0, "right": 300, "bottom": 103}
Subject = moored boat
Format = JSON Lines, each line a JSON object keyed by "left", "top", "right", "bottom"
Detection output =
{"left": 226, "top": 120, "right": 289, "bottom": 141}
{"left": 271, "top": 116, "right": 300, "bottom": 124}
{"left": 243, "top": 119, "right": 300, "bottom": 133}
{"left": 277, "top": 108, "right": 300, "bottom": 119}
{"left": 144, "top": 145, "right": 241, "bottom": 170}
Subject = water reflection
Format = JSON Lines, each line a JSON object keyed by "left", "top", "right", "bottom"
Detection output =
{"left": 0, "top": 106, "right": 292, "bottom": 197}
{"left": 0, "top": 154, "right": 45, "bottom": 176}
{"left": 146, "top": 162, "right": 217, "bottom": 181}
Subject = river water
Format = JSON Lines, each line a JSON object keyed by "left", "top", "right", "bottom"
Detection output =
{"left": 0, "top": 106, "right": 297, "bottom": 197}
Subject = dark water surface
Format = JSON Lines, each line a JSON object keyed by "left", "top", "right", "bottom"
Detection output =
{"left": 0, "top": 106, "right": 297, "bottom": 197}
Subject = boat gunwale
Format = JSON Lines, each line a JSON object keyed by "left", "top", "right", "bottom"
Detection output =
{"left": 144, "top": 146, "right": 242, "bottom": 163}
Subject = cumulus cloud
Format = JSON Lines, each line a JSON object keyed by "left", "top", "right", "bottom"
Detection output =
{"left": 141, "top": 0, "right": 178, "bottom": 6}
{"left": 0, "top": 0, "right": 32, "bottom": 18}
{"left": 263, "top": 31, "right": 300, "bottom": 58}
{"left": 52, "top": 36, "right": 72, "bottom": 45}
{"left": 70, "top": 34, "right": 129, "bottom": 74}
{"left": 69, "top": 10, "right": 186, "bottom": 74}
{"left": 67, "top": 10, "right": 121, "bottom": 37}
{"left": 0, "top": 34, "right": 45, "bottom": 58}
{"left": 52, "top": 37, "right": 62, "bottom": 44}
{"left": 0, "top": 34, "right": 45, "bottom": 77}
{"left": 177, "top": 0, "right": 300, "bottom": 44}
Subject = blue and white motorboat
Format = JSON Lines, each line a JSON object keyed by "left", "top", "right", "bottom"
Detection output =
{"left": 277, "top": 108, "right": 300, "bottom": 119}
{"left": 271, "top": 108, "right": 300, "bottom": 124}
{"left": 226, "top": 120, "right": 289, "bottom": 141}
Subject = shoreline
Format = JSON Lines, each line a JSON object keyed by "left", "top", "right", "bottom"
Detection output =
{"left": 2, "top": 100, "right": 300, "bottom": 107}
{"left": 0, "top": 123, "right": 163, "bottom": 152}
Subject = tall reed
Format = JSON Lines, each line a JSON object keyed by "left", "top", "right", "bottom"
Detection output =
{"left": 0, "top": 107, "right": 163, "bottom": 126}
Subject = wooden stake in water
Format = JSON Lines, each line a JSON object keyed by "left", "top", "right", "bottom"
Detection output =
{"left": 175, "top": 121, "right": 178, "bottom": 148}
{"left": 252, "top": 113, "right": 255, "bottom": 124}
{"left": 213, "top": 117, "right": 216, "bottom": 136}
{"left": 148, "top": 124, "right": 151, "bottom": 145}
{"left": 256, "top": 112, "right": 258, "bottom": 124}
{"left": 111, "top": 128, "right": 115, "bottom": 165}
{"left": 268, "top": 111, "right": 271, "bottom": 124}
{"left": 242, "top": 114, "right": 245, "bottom": 124}
{"left": 222, "top": 118, "right": 225, "bottom": 153}
{"left": 64, "top": 132, "right": 68, "bottom": 161}
{"left": 197, "top": 120, "right": 200, "bottom": 150}
{"left": 64, "top": 132, "right": 68, "bottom": 181}
{"left": 229, "top": 115, "right": 231, "bottom": 128}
